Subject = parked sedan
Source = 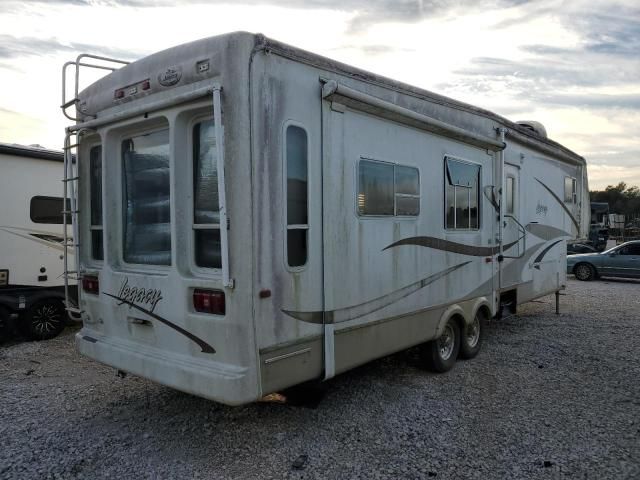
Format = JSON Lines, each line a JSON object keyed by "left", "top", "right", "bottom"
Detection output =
{"left": 567, "top": 240, "right": 640, "bottom": 281}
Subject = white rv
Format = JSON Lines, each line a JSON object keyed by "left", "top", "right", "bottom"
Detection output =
{"left": 62, "top": 32, "right": 589, "bottom": 405}
{"left": 0, "top": 143, "right": 75, "bottom": 339}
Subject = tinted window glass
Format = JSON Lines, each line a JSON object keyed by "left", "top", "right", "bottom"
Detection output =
{"left": 193, "top": 120, "right": 219, "bottom": 225}
{"left": 395, "top": 165, "right": 419, "bottom": 195}
{"left": 89, "top": 145, "right": 104, "bottom": 261}
{"left": 620, "top": 244, "right": 640, "bottom": 255}
{"left": 287, "top": 229, "right": 307, "bottom": 267}
{"left": 30, "top": 196, "right": 70, "bottom": 224}
{"left": 122, "top": 128, "right": 171, "bottom": 265}
{"left": 358, "top": 160, "right": 394, "bottom": 216}
{"left": 195, "top": 229, "right": 222, "bottom": 268}
{"left": 90, "top": 146, "right": 102, "bottom": 226}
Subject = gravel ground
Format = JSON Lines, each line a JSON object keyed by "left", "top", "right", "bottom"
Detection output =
{"left": 1, "top": 277, "right": 639, "bottom": 480}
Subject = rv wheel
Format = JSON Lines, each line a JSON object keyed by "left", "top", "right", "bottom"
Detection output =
{"left": 24, "top": 299, "right": 66, "bottom": 341}
{"left": 459, "top": 310, "right": 486, "bottom": 360}
{"left": 421, "top": 318, "right": 460, "bottom": 373}
{"left": 574, "top": 263, "right": 595, "bottom": 281}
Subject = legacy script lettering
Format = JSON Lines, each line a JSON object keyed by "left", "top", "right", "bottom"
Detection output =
{"left": 116, "top": 278, "right": 163, "bottom": 313}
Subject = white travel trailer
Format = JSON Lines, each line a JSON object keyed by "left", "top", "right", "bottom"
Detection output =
{"left": 62, "top": 32, "right": 589, "bottom": 405}
{"left": 0, "top": 143, "right": 75, "bottom": 339}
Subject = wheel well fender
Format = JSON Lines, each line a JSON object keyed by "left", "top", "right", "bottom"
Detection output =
{"left": 435, "top": 305, "right": 466, "bottom": 338}
{"left": 470, "top": 297, "right": 492, "bottom": 322}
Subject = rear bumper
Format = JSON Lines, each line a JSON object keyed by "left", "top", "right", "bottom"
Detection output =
{"left": 76, "top": 330, "right": 257, "bottom": 405}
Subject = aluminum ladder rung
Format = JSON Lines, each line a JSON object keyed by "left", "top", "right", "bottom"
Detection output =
{"left": 62, "top": 210, "right": 80, "bottom": 214}
{"left": 61, "top": 98, "right": 78, "bottom": 109}
{"left": 64, "top": 143, "right": 80, "bottom": 150}
{"left": 63, "top": 176, "right": 80, "bottom": 182}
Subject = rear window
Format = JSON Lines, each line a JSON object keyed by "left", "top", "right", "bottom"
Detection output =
{"left": 30, "top": 196, "right": 70, "bottom": 224}
{"left": 122, "top": 127, "right": 171, "bottom": 265}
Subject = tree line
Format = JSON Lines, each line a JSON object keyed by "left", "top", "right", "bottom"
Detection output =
{"left": 590, "top": 183, "right": 640, "bottom": 217}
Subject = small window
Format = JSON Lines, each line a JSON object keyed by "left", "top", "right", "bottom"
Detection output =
{"left": 445, "top": 157, "right": 480, "bottom": 230}
{"left": 358, "top": 160, "right": 420, "bottom": 217}
{"left": 285, "top": 125, "right": 308, "bottom": 267}
{"left": 122, "top": 127, "right": 171, "bottom": 266}
{"left": 89, "top": 145, "right": 103, "bottom": 260}
{"left": 30, "top": 196, "right": 70, "bottom": 224}
{"left": 564, "top": 177, "right": 577, "bottom": 203}
{"left": 193, "top": 119, "right": 221, "bottom": 269}
{"left": 505, "top": 176, "right": 515, "bottom": 215}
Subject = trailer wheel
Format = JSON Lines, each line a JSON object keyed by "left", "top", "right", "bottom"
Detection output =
{"left": 24, "top": 299, "right": 66, "bottom": 341}
{"left": 0, "top": 306, "right": 9, "bottom": 339}
{"left": 421, "top": 317, "right": 460, "bottom": 373}
{"left": 459, "top": 310, "right": 485, "bottom": 360}
{"left": 574, "top": 263, "right": 595, "bottom": 281}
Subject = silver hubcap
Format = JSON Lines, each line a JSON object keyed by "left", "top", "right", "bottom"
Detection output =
{"left": 438, "top": 324, "right": 455, "bottom": 360}
{"left": 32, "top": 305, "right": 62, "bottom": 334}
{"left": 466, "top": 315, "right": 480, "bottom": 348}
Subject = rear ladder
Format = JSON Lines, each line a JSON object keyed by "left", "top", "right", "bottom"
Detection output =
{"left": 60, "top": 54, "right": 129, "bottom": 319}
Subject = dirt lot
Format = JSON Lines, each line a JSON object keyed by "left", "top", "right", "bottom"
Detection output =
{"left": 1, "top": 277, "right": 639, "bottom": 480}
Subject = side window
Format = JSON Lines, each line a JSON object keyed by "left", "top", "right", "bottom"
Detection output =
{"left": 89, "top": 145, "right": 104, "bottom": 260}
{"left": 30, "top": 196, "right": 70, "bottom": 224}
{"left": 620, "top": 244, "right": 640, "bottom": 255}
{"left": 193, "top": 119, "right": 221, "bottom": 269}
{"left": 357, "top": 160, "right": 420, "bottom": 217}
{"left": 505, "top": 176, "right": 515, "bottom": 215}
{"left": 445, "top": 157, "right": 480, "bottom": 230}
{"left": 564, "top": 176, "right": 577, "bottom": 203}
{"left": 285, "top": 125, "right": 308, "bottom": 268}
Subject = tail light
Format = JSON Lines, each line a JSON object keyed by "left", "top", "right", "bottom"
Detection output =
{"left": 193, "top": 289, "right": 225, "bottom": 315}
{"left": 82, "top": 275, "right": 99, "bottom": 295}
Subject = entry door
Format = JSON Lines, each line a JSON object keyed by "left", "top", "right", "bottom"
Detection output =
{"left": 500, "top": 164, "right": 523, "bottom": 289}
{"left": 608, "top": 243, "right": 640, "bottom": 277}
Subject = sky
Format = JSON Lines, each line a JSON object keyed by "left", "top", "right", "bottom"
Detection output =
{"left": 0, "top": 0, "right": 638, "bottom": 190}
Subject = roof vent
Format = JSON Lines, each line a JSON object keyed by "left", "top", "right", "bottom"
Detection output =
{"left": 516, "top": 120, "right": 547, "bottom": 138}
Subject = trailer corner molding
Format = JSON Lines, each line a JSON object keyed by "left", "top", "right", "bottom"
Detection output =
{"left": 104, "top": 278, "right": 215, "bottom": 355}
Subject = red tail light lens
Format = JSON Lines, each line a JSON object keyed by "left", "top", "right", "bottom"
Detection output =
{"left": 82, "top": 275, "right": 99, "bottom": 295}
{"left": 193, "top": 289, "right": 225, "bottom": 315}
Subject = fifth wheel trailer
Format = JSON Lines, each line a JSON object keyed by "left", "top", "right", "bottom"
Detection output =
{"left": 62, "top": 32, "right": 589, "bottom": 405}
{"left": 0, "top": 143, "right": 76, "bottom": 339}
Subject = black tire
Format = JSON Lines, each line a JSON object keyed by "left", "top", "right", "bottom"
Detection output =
{"left": 420, "top": 317, "right": 460, "bottom": 373}
{"left": 0, "top": 306, "right": 10, "bottom": 339}
{"left": 459, "top": 310, "right": 486, "bottom": 360}
{"left": 574, "top": 263, "right": 595, "bottom": 281}
{"left": 24, "top": 299, "right": 66, "bottom": 340}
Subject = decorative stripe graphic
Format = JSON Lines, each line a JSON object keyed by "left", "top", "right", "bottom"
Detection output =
{"left": 382, "top": 236, "right": 519, "bottom": 256}
{"left": 526, "top": 223, "right": 572, "bottom": 241}
{"left": 104, "top": 293, "right": 216, "bottom": 354}
{"left": 534, "top": 178, "right": 580, "bottom": 232}
{"left": 0, "top": 226, "right": 66, "bottom": 252}
{"left": 283, "top": 261, "right": 472, "bottom": 324}
{"left": 533, "top": 240, "right": 563, "bottom": 269}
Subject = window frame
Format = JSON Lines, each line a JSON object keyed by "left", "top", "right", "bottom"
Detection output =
{"left": 564, "top": 176, "right": 577, "bottom": 204}
{"left": 443, "top": 155, "right": 481, "bottom": 231}
{"left": 119, "top": 121, "right": 173, "bottom": 268}
{"left": 88, "top": 144, "right": 104, "bottom": 262}
{"left": 190, "top": 114, "right": 223, "bottom": 271}
{"left": 356, "top": 157, "right": 420, "bottom": 219}
{"left": 283, "top": 120, "right": 310, "bottom": 271}
{"left": 29, "top": 196, "right": 70, "bottom": 224}
{"left": 505, "top": 174, "right": 516, "bottom": 216}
